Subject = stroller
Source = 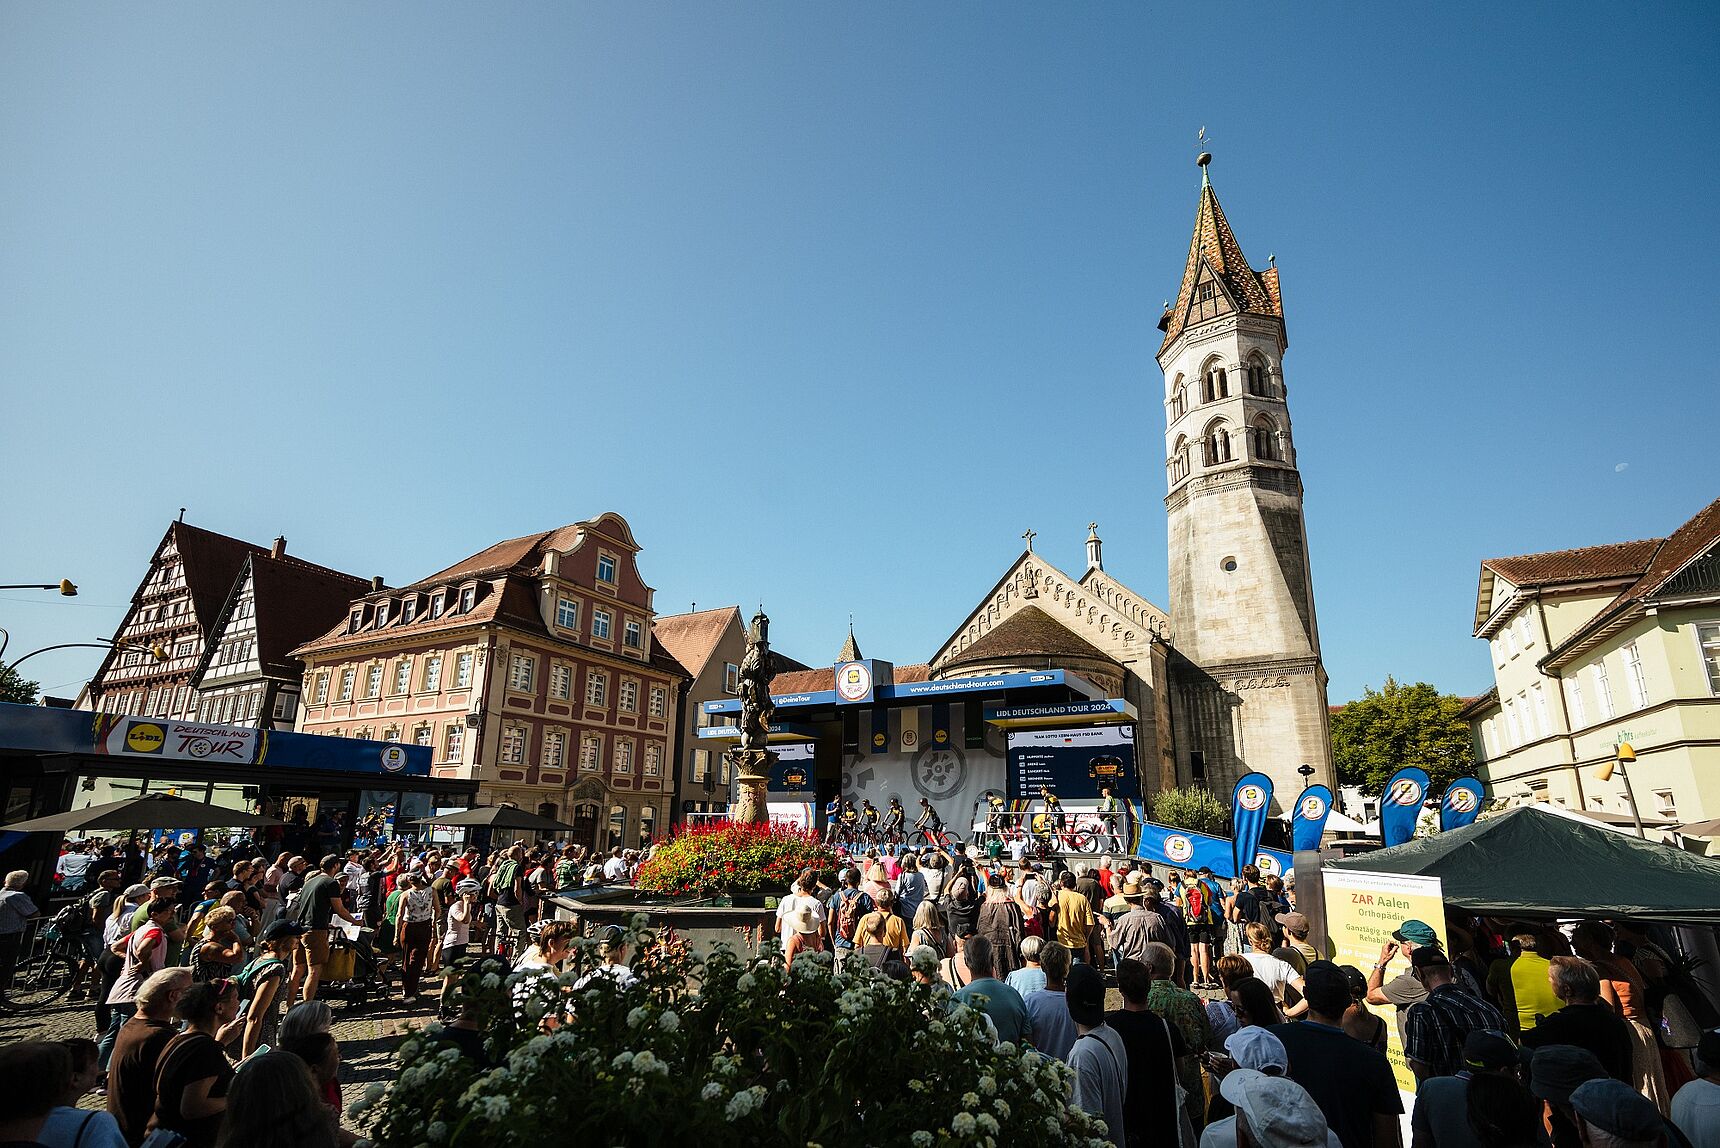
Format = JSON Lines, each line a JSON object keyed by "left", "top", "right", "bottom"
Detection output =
{"left": 316, "top": 926, "right": 392, "bottom": 1009}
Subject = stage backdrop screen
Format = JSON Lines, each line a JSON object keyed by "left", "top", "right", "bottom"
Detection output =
{"left": 1007, "top": 725, "right": 1138, "bottom": 802}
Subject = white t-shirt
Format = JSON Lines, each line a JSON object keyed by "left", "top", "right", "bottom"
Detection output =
{"left": 1672, "top": 1078, "right": 1720, "bottom": 1148}
{"left": 573, "top": 962, "right": 638, "bottom": 991}
{"left": 441, "top": 899, "right": 471, "bottom": 950}
{"left": 602, "top": 857, "right": 628, "bottom": 882}
{"left": 776, "top": 892, "right": 826, "bottom": 947}
{"left": 1244, "top": 951, "right": 1300, "bottom": 998}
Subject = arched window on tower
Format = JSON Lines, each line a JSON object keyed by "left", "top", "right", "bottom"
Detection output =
{"left": 1170, "top": 435, "right": 1191, "bottom": 483}
{"left": 1202, "top": 420, "right": 1232, "bottom": 467}
{"left": 1168, "top": 375, "right": 1187, "bottom": 422}
{"left": 1245, "top": 356, "right": 1271, "bottom": 397}
{"left": 1251, "top": 416, "right": 1282, "bottom": 462}
{"left": 1202, "top": 361, "right": 1229, "bottom": 404}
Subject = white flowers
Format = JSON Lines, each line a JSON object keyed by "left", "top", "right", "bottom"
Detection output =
{"left": 992, "top": 1099, "right": 1010, "bottom": 1120}
{"left": 736, "top": 973, "right": 756, "bottom": 993}
{"left": 627, "top": 1006, "right": 650, "bottom": 1029}
{"left": 724, "top": 1085, "right": 768, "bottom": 1121}
{"left": 975, "top": 1113, "right": 1000, "bottom": 1135}
{"left": 951, "top": 1111, "right": 977, "bottom": 1136}
{"left": 659, "top": 1009, "right": 680, "bottom": 1032}
{"left": 911, "top": 1133, "right": 933, "bottom": 1147}
{"left": 701, "top": 1082, "right": 725, "bottom": 1101}
{"left": 962, "top": 1092, "right": 980, "bottom": 1110}
{"left": 632, "top": 1050, "right": 669, "bottom": 1077}
{"left": 977, "top": 1076, "right": 996, "bottom": 1096}
{"left": 477, "top": 1095, "right": 510, "bottom": 1119}
{"left": 426, "top": 1121, "right": 449, "bottom": 1144}
{"left": 612, "top": 1051, "right": 635, "bottom": 1070}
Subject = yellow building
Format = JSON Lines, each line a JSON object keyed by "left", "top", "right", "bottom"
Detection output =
{"left": 1466, "top": 498, "right": 1720, "bottom": 830}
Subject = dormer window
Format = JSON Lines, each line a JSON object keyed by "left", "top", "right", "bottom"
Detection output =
{"left": 349, "top": 608, "right": 364, "bottom": 633}
{"left": 401, "top": 598, "right": 416, "bottom": 625}
{"left": 460, "top": 586, "right": 476, "bottom": 613}
{"left": 597, "top": 555, "right": 617, "bottom": 583}
{"left": 375, "top": 601, "right": 391, "bottom": 628}
{"left": 429, "top": 592, "right": 445, "bottom": 619}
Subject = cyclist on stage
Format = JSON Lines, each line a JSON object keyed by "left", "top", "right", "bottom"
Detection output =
{"left": 914, "top": 797, "right": 944, "bottom": 844}
{"left": 881, "top": 796, "right": 906, "bottom": 844}
{"left": 1039, "top": 785, "right": 1065, "bottom": 848}
{"left": 985, "top": 792, "right": 1008, "bottom": 839}
{"left": 859, "top": 799, "right": 881, "bottom": 845}
{"left": 838, "top": 798, "right": 859, "bottom": 845}
{"left": 1097, "top": 784, "right": 1126, "bottom": 852}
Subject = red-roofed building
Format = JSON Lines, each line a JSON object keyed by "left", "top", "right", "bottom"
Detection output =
{"left": 1470, "top": 498, "right": 1720, "bottom": 826}
{"left": 291, "top": 512, "right": 690, "bottom": 849}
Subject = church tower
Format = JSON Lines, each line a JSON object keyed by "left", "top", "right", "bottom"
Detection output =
{"left": 1156, "top": 154, "right": 1332, "bottom": 797}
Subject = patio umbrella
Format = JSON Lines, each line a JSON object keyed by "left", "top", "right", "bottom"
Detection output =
{"left": 0, "top": 793, "right": 283, "bottom": 833}
{"left": 406, "top": 806, "right": 574, "bottom": 832}
{"left": 1674, "top": 818, "right": 1720, "bottom": 838}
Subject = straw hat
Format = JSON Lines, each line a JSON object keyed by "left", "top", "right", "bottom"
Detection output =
{"left": 789, "top": 905, "right": 821, "bottom": 935}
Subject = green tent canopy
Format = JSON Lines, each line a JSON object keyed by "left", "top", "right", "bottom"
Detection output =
{"left": 1325, "top": 805, "right": 1720, "bottom": 923}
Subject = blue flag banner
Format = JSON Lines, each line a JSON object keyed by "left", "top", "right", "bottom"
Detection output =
{"left": 1439, "top": 777, "right": 1486, "bottom": 833}
{"left": 869, "top": 708, "right": 891, "bottom": 756}
{"left": 1292, "top": 784, "right": 1335, "bottom": 853}
{"left": 1380, "top": 765, "right": 1431, "bottom": 847}
{"left": 1230, "top": 772, "right": 1275, "bottom": 877}
{"left": 1136, "top": 820, "right": 1292, "bottom": 880}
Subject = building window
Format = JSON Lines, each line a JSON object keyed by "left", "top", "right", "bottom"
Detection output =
{"left": 401, "top": 598, "right": 416, "bottom": 625}
{"left": 500, "top": 724, "right": 527, "bottom": 765}
{"left": 1202, "top": 364, "right": 1229, "bottom": 403}
{"left": 1622, "top": 641, "right": 1648, "bottom": 710}
{"left": 649, "top": 686, "right": 666, "bottom": 718}
{"left": 1491, "top": 638, "right": 1504, "bottom": 668}
{"left": 550, "top": 663, "right": 572, "bottom": 700}
{"left": 607, "top": 806, "right": 626, "bottom": 850}
{"left": 644, "top": 743, "right": 662, "bottom": 777}
{"left": 619, "top": 679, "right": 638, "bottom": 712}
{"left": 1169, "top": 435, "right": 1190, "bottom": 483}
{"left": 1202, "top": 421, "right": 1232, "bottom": 467}
{"left": 454, "top": 652, "right": 473, "bottom": 689}
{"left": 586, "top": 671, "right": 608, "bottom": 707}
{"left": 1245, "top": 360, "right": 1270, "bottom": 397}
{"left": 376, "top": 601, "right": 390, "bottom": 628}
{"left": 1532, "top": 684, "right": 1551, "bottom": 737}
{"left": 1567, "top": 676, "right": 1587, "bottom": 727}
{"left": 723, "top": 663, "right": 740, "bottom": 694}
{"left": 693, "top": 748, "right": 710, "bottom": 783}
{"left": 1250, "top": 417, "right": 1280, "bottom": 462}
{"left": 350, "top": 608, "right": 364, "bottom": 633}
{"left": 444, "top": 723, "right": 465, "bottom": 762}
{"left": 592, "top": 609, "right": 612, "bottom": 640}
{"left": 639, "top": 806, "right": 656, "bottom": 846}
{"left": 423, "top": 655, "right": 443, "bottom": 693}
{"left": 1504, "top": 700, "right": 1521, "bottom": 747}
{"left": 543, "top": 730, "right": 566, "bottom": 769}
{"left": 173, "top": 686, "right": 190, "bottom": 716}
{"left": 509, "top": 653, "right": 536, "bottom": 693}
{"left": 1518, "top": 615, "right": 1533, "bottom": 648}
{"left": 459, "top": 586, "right": 476, "bottom": 613}
{"left": 718, "top": 754, "right": 731, "bottom": 785}
{"left": 624, "top": 620, "right": 643, "bottom": 649}
{"left": 383, "top": 727, "right": 401, "bottom": 742}
{"left": 313, "top": 674, "right": 330, "bottom": 705}
{"left": 597, "top": 555, "right": 617, "bottom": 583}
{"left": 1655, "top": 789, "right": 1677, "bottom": 816}
{"left": 1168, "top": 375, "right": 1187, "bottom": 422}
{"left": 1481, "top": 719, "right": 1496, "bottom": 757}
{"left": 1700, "top": 623, "right": 1720, "bottom": 695}
{"left": 1593, "top": 661, "right": 1615, "bottom": 720}
{"left": 580, "top": 734, "right": 601, "bottom": 772}
{"left": 414, "top": 724, "right": 432, "bottom": 747}
{"left": 429, "top": 593, "right": 445, "bottom": 619}
{"left": 339, "top": 667, "right": 356, "bottom": 702}
{"left": 615, "top": 740, "right": 634, "bottom": 773}
{"left": 556, "top": 598, "right": 579, "bottom": 630}
{"left": 393, "top": 660, "right": 412, "bottom": 695}
{"left": 175, "top": 640, "right": 196, "bottom": 659}
{"left": 366, "top": 665, "right": 384, "bottom": 698}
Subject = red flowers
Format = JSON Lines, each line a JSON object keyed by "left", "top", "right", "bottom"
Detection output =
{"left": 634, "top": 821, "right": 836, "bottom": 899}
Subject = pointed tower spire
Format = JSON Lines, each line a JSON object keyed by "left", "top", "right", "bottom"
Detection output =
{"left": 1157, "top": 153, "right": 1284, "bottom": 356}
{"left": 837, "top": 622, "right": 862, "bottom": 664}
{"left": 1086, "top": 522, "right": 1104, "bottom": 572}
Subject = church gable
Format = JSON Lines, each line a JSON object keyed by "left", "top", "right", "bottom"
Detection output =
{"left": 930, "top": 549, "right": 1171, "bottom": 673}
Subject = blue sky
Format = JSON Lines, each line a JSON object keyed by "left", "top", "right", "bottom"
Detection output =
{"left": 3, "top": 4, "right": 1716, "bottom": 704}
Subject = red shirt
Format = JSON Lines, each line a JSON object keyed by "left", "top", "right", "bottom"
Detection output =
{"left": 1096, "top": 868, "right": 1114, "bottom": 896}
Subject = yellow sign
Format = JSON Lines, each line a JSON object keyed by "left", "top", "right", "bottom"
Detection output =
{"left": 1321, "top": 867, "right": 1447, "bottom": 1100}
{"left": 124, "top": 722, "right": 166, "bottom": 754}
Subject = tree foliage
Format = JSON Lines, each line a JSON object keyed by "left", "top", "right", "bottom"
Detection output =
{"left": 0, "top": 663, "right": 38, "bottom": 705}
{"left": 1331, "top": 677, "right": 1475, "bottom": 796}
{"left": 1148, "top": 785, "right": 1230, "bottom": 835}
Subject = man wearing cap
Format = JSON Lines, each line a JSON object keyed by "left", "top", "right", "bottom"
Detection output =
{"left": 1273, "top": 961, "right": 1402, "bottom": 1148}
{"left": 1217, "top": 1070, "right": 1343, "bottom": 1148}
{"left": 1572, "top": 1078, "right": 1676, "bottom": 1148}
{"left": 1066, "top": 962, "right": 1129, "bottom": 1148}
{"left": 1276, "top": 911, "right": 1322, "bottom": 968}
{"left": 1410, "top": 1029, "right": 1522, "bottom": 1148}
{"left": 1672, "top": 1028, "right": 1720, "bottom": 1148}
{"left": 1403, "top": 947, "right": 1507, "bottom": 1081}
{"left": 1530, "top": 1045, "right": 1610, "bottom": 1148}
{"left": 1366, "top": 918, "right": 1439, "bottom": 1046}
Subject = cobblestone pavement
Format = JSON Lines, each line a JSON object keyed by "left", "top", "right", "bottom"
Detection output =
{"left": 0, "top": 990, "right": 437, "bottom": 1119}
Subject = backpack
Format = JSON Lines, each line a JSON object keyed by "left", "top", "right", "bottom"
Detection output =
{"left": 833, "top": 888, "right": 871, "bottom": 945}
{"left": 235, "top": 953, "right": 285, "bottom": 997}
{"left": 1183, "top": 881, "right": 1206, "bottom": 923}
{"left": 48, "top": 900, "right": 89, "bottom": 939}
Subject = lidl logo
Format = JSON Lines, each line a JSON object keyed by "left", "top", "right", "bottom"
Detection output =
{"left": 1388, "top": 778, "right": 1425, "bottom": 807}
{"left": 1298, "top": 794, "right": 1327, "bottom": 821}
{"left": 1237, "top": 784, "right": 1267, "bottom": 812}
{"left": 1447, "top": 787, "right": 1478, "bottom": 813}
{"left": 380, "top": 745, "right": 407, "bottom": 773}
{"left": 933, "top": 729, "right": 948, "bottom": 745}
{"left": 1165, "top": 834, "right": 1195, "bottom": 863}
{"left": 124, "top": 722, "right": 166, "bottom": 755}
{"left": 1255, "top": 853, "right": 1281, "bottom": 876}
{"left": 872, "top": 732, "right": 886, "bottom": 748}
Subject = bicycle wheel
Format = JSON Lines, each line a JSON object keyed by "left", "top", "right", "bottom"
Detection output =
{"left": 8, "top": 950, "right": 75, "bottom": 1009}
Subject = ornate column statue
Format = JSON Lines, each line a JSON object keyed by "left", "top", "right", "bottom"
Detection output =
{"left": 728, "top": 610, "right": 777, "bottom": 825}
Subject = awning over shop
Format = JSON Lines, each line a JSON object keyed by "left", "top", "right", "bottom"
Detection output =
{"left": 1325, "top": 805, "right": 1720, "bottom": 922}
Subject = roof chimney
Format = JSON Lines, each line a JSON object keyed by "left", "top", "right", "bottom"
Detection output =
{"left": 1086, "top": 522, "right": 1104, "bottom": 572}
{"left": 371, "top": 576, "right": 385, "bottom": 592}
{"left": 271, "top": 536, "right": 287, "bottom": 559}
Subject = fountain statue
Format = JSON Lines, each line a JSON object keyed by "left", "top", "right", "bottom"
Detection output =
{"left": 727, "top": 609, "right": 777, "bottom": 824}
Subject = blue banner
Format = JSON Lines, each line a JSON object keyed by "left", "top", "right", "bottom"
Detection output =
{"left": 1291, "top": 784, "right": 1335, "bottom": 852}
{"left": 1380, "top": 765, "right": 1431, "bottom": 846}
{"left": 1439, "top": 777, "right": 1485, "bottom": 833}
{"left": 1230, "top": 772, "right": 1275, "bottom": 877}
{"left": 1136, "top": 820, "right": 1292, "bottom": 881}
{"left": 869, "top": 708, "right": 891, "bottom": 756}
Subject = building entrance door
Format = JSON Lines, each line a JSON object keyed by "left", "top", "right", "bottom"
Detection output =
{"left": 570, "top": 803, "right": 599, "bottom": 851}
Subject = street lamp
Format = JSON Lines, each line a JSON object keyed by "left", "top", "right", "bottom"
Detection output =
{"left": 1296, "top": 763, "right": 1316, "bottom": 790}
{"left": 0, "top": 581, "right": 78, "bottom": 596}
{"left": 1594, "top": 742, "right": 1645, "bottom": 838}
{"left": 7, "top": 639, "right": 167, "bottom": 672}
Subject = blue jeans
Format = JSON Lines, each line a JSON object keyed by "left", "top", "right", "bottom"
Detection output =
{"left": 97, "top": 1001, "right": 135, "bottom": 1070}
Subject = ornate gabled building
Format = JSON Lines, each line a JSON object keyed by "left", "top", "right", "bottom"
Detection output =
{"left": 292, "top": 512, "right": 689, "bottom": 850}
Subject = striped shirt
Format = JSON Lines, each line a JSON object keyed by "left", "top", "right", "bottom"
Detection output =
{"left": 1404, "top": 983, "right": 1506, "bottom": 1078}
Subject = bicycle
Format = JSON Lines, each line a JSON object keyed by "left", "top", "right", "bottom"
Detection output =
{"left": 908, "top": 826, "right": 964, "bottom": 851}
{"left": 5, "top": 920, "right": 81, "bottom": 1010}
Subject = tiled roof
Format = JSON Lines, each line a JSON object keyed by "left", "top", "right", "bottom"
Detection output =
{"left": 247, "top": 555, "right": 371, "bottom": 677}
{"left": 1158, "top": 179, "right": 1283, "bottom": 354}
{"left": 1482, "top": 539, "right": 1661, "bottom": 590}
{"left": 169, "top": 522, "right": 272, "bottom": 628}
{"left": 940, "top": 605, "right": 1116, "bottom": 671}
{"left": 1546, "top": 498, "right": 1720, "bottom": 667}
{"left": 652, "top": 607, "right": 740, "bottom": 679}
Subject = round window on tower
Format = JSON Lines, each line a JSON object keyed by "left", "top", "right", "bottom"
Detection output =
{"left": 1220, "top": 556, "right": 1238, "bottom": 573}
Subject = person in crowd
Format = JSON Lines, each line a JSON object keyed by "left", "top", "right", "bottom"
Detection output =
{"left": 784, "top": 899, "right": 825, "bottom": 970}
{"left": 976, "top": 871, "right": 1024, "bottom": 979}
{"left": 0, "top": 1041, "right": 71, "bottom": 1146}
{"left": 826, "top": 868, "right": 872, "bottom": 966}
{"left": 281, "top": 1032, "right": 357, "bottom": 1146}
{"left": 1276, "top": 911, "right": 1322, "bottom": 967}
{"left": 1184, "top": 866, "right": 1225, "bottom": 989}
{"left": 238, "top": 920, "right": 303, "bottom": 1058}
{"left": 1050, "top": 870, "right": 1095, "bottom": 965}
{"left": 214, "top": 1051, "right": 339, "bottom": 1148}
{"left": 1009, "top": 935, "right": 1047, "bottom": 997}
{"left": 100, "top": 897, "right": 182, "bottom": 1068}
{"left": 1231, "top": 975, "right": 1285, "bottom": 1030}
{"left": 895, "top": 853, "right": 927, "bottom": 922}
{"left": 1672, "top": 1028, "right": 1720, "bottom": 1148}
{"left": 147, "top": 980, "right": 239, "bottom": 1148}
{"left": 277, "top": 1000, "right": 341, "bottom": 1111}
{"left": 909, "top": 899, "right": 951, "bottom": 958}
{"left": 1108, "top": 957, "right": 1187, "bottom": 1148}
{"left": 1023, "top": 940, "right": 1077, "bottom": 1061}
{"left": 852, "top": 887, "right": 910, "bottom": 962}
{"left": 1523, "top": 957, "right": 1634, "bottom": 1085}
{"left": 291, "top": 855, "right": 359, "bottom": 1003}
{"left": 1572, "top": 921, "right": 1671, "bottom": 1112}
{"left": 1272, "top": 961, "right": 1403, "bottom": 1148}
{"left": 1066, "top": 962, "right": 1128, "bottom": 1148}
{"left": 1215, "top": 1069, "right": 1343, "bottom": 1148}
{"left": 437, "top": 878, "right": 481, "bottom": 998}
{"left": 1570, "top": 1079, "right": 1675, "bottom": 1148}
{"left": 1487, "top": 928, "right": 1565, "bottom": 1040}
{"left": 1410, "top": 1029, "right": 1527, "bottom": 1148}
{"left": 108, "top": 967, "right": 191, "bottom": 1145}
{"left": 1205, "top": 953, "right": 1253, "bottom": 1044}
{"left": 1244, "top": 922, "right": 1309, "bottom": 1016}
{"left": 600, "top": 846, "right": 628, "bottom": 884}
{"left": 95, "top": 882, "right": 148, "bottom": 1037}
{"left": 1365, "top": 918, "right": 1441, "bottom": 1043}
{"left": 1530, "top": 1045, "right": 1610, "bottom": 1148}
{"left": 75, "top": 868, "right": 125, "bottom": 1003}
{"left": 1404, "top": 947, "right": 1508, "bottom": 1081}
{"left": 395, "top": 870, "right": 438, "bottom": 1000}
{"left": 775, "top": 870, "right": 825, "bottom": 952}
{"left": 0, "top": 869, "right": 41, "bottom": 1009}
{"left": 191, "top": 906, "right": 245, "bottom": 983}
{"left": 953, "top": 934, "right": 1032, "bottom": 1045}
{"left": 1340, "top": 965, "right": 1389, "bottom": 1052}
{"left": 37, "top": 1038, "right": 128, "bottom": 1148}
{"left": 1143, "top": 941, "right": 1211, "bottom": 1132}
{"left": 1202, "top": 1025, "right": 1292, "bottom": 1129}
{"left": 946, "top": 856, "right": 983, "bottom": 941}
{"left": 572, "top": 925, "right": 637, "bottom": 990}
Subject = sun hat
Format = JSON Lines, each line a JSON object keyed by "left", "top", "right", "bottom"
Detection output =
{"left": 789, "top": 905, "right": 820, "bottom": 935}
{"left": 1120, "top": 875, "right": 1145, "bottom": 899}
{"left": 1569, "top": 1079, "right": 1665, "bottom": 1140}
{"left": 1274, "top": 911, "right": 1310, "bottom": 934}
{"left": 1219, "top": 1070, "right": 1331, "bottom": 1148}
{"left": 1225, "top": 1027, "right": 1290, "bottom": 1074}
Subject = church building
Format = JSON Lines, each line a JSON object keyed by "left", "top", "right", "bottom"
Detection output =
{"left": 704, "top": 156, "right": 1332, "bottom": 829}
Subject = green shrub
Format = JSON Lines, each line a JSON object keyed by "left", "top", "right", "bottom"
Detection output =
{"left": 1149, "top": 786, "right": 1229, "bottom": 835}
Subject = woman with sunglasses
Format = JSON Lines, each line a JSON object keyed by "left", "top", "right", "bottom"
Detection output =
{"left": 148, "top": 979, "right": 240, "bottom": 1147}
